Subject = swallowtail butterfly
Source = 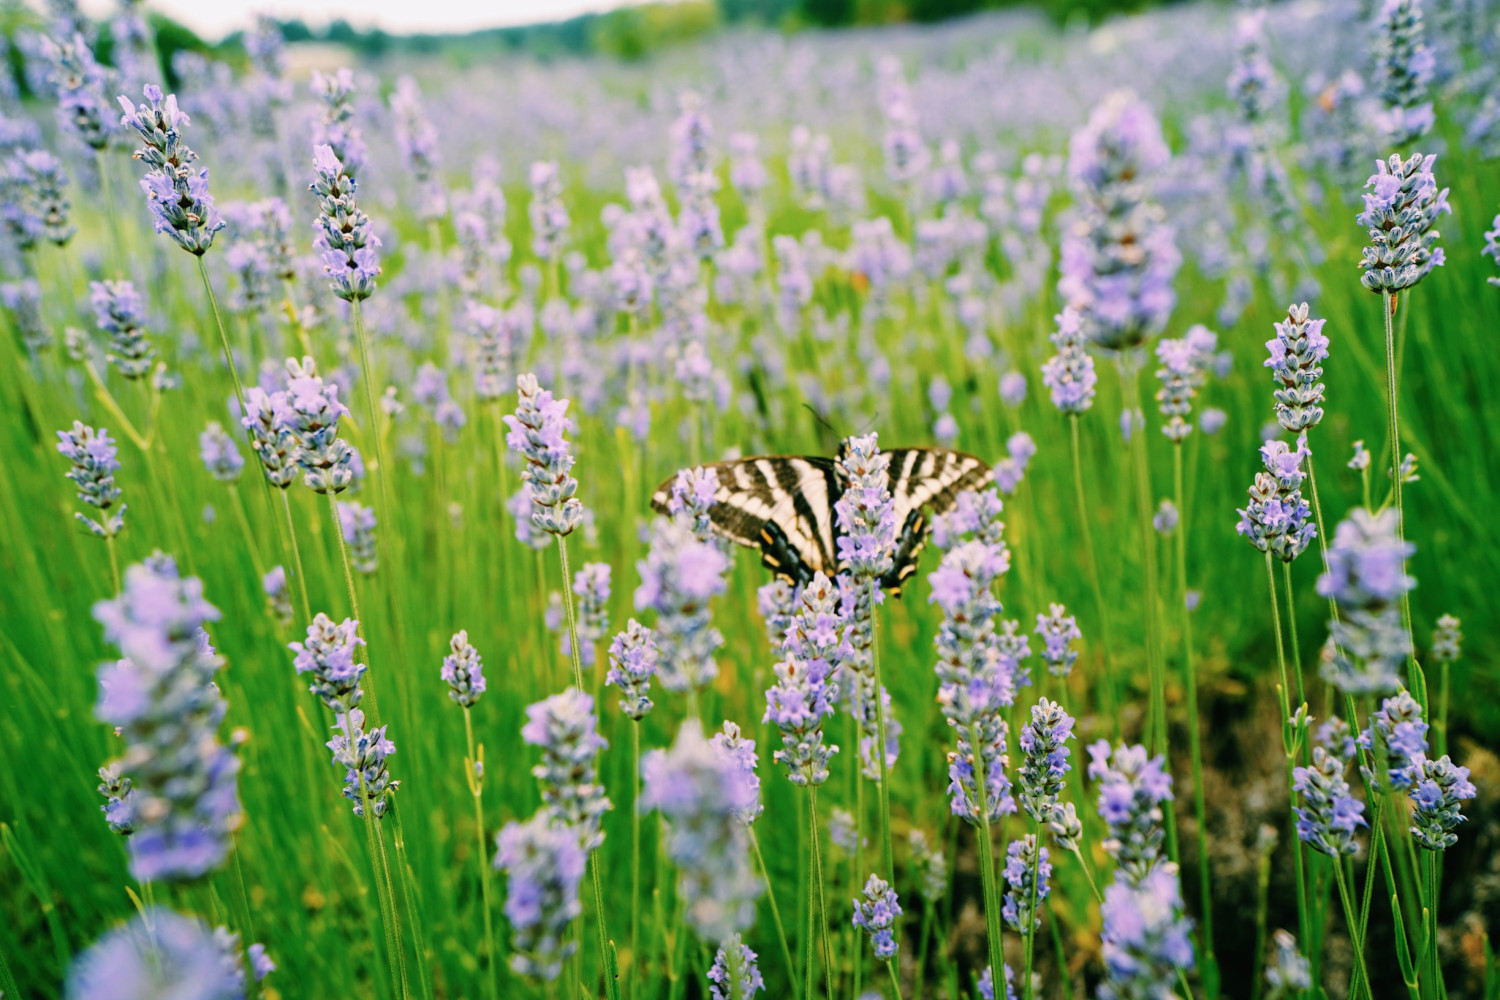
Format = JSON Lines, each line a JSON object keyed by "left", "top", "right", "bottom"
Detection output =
{"left": 650, "top": 444, "right": 992, "bottom": 593}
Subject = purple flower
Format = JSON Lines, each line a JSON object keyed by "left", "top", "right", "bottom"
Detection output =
{"left": 337, "top": 501, "right": 377, "bottom": 574}
{"left": 834, "top": 433, "right": 896, "bottom": 581}
{"left": 710, "top": 720, "right": 763, "bottom": 824}
{"left": 441, "top": 630, "right": 486, "bottom": 708}
{"left": 1087, "top": 740, "right": 1173, "bottom": 882}
{"left": 198, "top": 422, "right": 244, "bottom": 483}
{"left": 1374, "top": 0, "right": 1434, "bottom": 145}
{"left": 1099, "top": 864, "right": 1195, "bottom": 999}
{"left": 1408, "top": 755, "right": 1476, "bottom": 851}
{"left": 1292, "top": 746, "right": 1365, "bottom": 857}
{"left": 311, "top": 68, "right": 366, "bottom": 177}
{"left": 274, "top": 357, "right": 354, "bottom": 495}
{"left": 326, "top": 706, "right": 399, "bottom": 819}
{"left": 1236, "top": 434, "right": 1316, "bottom": 563}
{"left": 1356, "top": 152, "right": 1448, "bottom": 293}
{"left": 1001, "top": 835, "right": 1051, "bottom": 932}
{"left": 708, "top": 935, "right": 764, "bottom": 1000}
{"left": 1154, "top": 326, "right": 1215, "bottom": 441}
{"left": 505, "top": 373, "right": 584, "bottom": 537}
{"left": 1430, "top": 614, "right": 1461, "bottom": 662}
{"left": 1317, "top": 508, "right": 1414, "bottom": 695}
{"left": 1265, "top": 303, "right": 1328, "bottom": 432}
{"left": 528, "top": 160, "right": 570, "bottom": 261}
{"left": 118, "top": 85, "right": 224, "bottom": 255}
{"left": 669, "top": 466, "right": 721, "bottom": 542}
{"left": 523, "top": 688, "right": 611, "bottom": 850}
{"left": 495, "top": 810, "right": 585, "bottom": 981}
{"left": 1018, "top": 697, "right": 1075, "bottom": 822}
{"left": 310, "top": 142, "right": 382, "bottom": 301}
{"left": 57, "top": 421, "right": 126, "bottom": 538}
{"left": 852, "top": 873, "right": 902, "bottom": 961}
{"left": 931, "top": 487, "right": 1006, "bottom": 552}
{"left": 289, "top": 613, "right": 366, "bottom": 710}
{"left": 97, "top": 762, "right": 136, "bottom": 835}
{"left": 65, "top": 908, "right": 246, "bottom": 1000}
{"left": 1360, "top": 690, "right": 1427, "bottom": 789}
{"left": 763, "top": 572, "right": 846, "bottom": 787}
{"left": 1041, "top": 306, "right": 1098, "bottom": 414}
{"left": 635, "top": 516, "right": 728, "bottom": 692}
{"left": 1034, "top": 604, "right": 1082, "bottom": 678}
{"left": 607, "top": 619, "right": 659, "bottom": 720}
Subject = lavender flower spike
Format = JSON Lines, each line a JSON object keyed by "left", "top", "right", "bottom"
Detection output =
{"left": 523, "top": 688, "right": 611, "bottom": 850}
{"left": 1035, "top": 604, "right": 1082, "bottom": 678}
{"left": 607, "top": 619, "right": 659, "bottom": 720}
{"left": 1087, "top": 740, "right": 1174, "bottom": 883}
{"left": 1001, "top": 835, "right": 1051, "bottom": 932}
{"left": 504, "top": 373, "right": 584, "bottom": 536}
{"left": 708, "top": 935, "right": 764, "bottom": 1000}
{"left": 199, "top": 422, "right": 244, "bottom": 483}
{"left": 1316, "top": 507, "right": 1414, "bottom": 695}
{"left": 1356, "top": 152, "right": 1448, "bottom": 294}
{"left": 57, "top": 421, "right": 126, "bottom": 538}
{"left": 310, "top": 143, "right": 381, "bottom": 301}
{"left": 852, "top": 873, "right": 902, "bottom": 960}
{"left": 118, "top": 85, "right": 225, "bottom": 255}
{"left": 1265, "top": 303, "right": 1328, "bottom": 432}
{"left": 442, "top": 630, "right": 486, "bottom": 707}
{"left": 495, "top": 811, "right": 585, "bottom": 981}
{"left": 1292, "top": 746, "right": 1365, "bottom": 857}
{"left": 327, "top": 707, "right": 399, "bottom": 819}
{"left": 289, "top": 612, "right": 366, "bottom": 710}
{"left": 764, "top": 572, "right": 846, "bottom": 787}
{"left": 1018, "top": 697, "right": 1075, "bottom": 822}
{"left": 1040, "top": 306, "right": 1097, "bottom": 414}
{"left": 835, "top": 433, "right": 897, "bottom": 581}
{"left": 65, "top": 908, "right": 247, "bottom": 1000}
{"left": 276, "top": 357, "right": 355, "bottom": 495}
{"left": 337, "top": 501, "right": 378, "bottom": 574}
{"left": 90, "top": 280, "right": 154, "bottom": 379}
{"left": 1236, "top": 434, "right": 1315, "bottom": 563}
{"left": 1374, "top": 0, "right": 1434, "bottom": 146}
{"left": 635, "top": 516, "right": 728, "bottom": 692}
{"left": 1408, "top": 755, "right": 1476, "bottom": 851}
{"left": 1430, "top": 614, "right": 1461, "bottom": 663}
{"left": 1099, "top": 864, "right": 1195, "bottom": 1000}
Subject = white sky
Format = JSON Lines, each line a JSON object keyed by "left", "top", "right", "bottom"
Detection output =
{"left": 70, "top": 0, "right": 648, "bottom": 42}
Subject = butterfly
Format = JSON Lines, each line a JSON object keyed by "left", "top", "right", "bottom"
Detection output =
{"left": 650, "top": 444, "right": 992, "bottom": 594}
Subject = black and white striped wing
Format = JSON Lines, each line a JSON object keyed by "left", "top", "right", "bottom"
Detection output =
{"left": 650, "top": 456, "right": 839, "bottom": 585}
{"left": 879, "top": 448, "right": 994, "bottom": 590}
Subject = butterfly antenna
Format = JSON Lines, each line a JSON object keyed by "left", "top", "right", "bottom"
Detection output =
{"left": 801, "top": 403, "right": 835, "bottom": 432}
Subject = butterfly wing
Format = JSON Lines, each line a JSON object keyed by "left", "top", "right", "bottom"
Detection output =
{"left": 879, "top": 448, "right": 993, "bottom": 591}
{"left": 649, "top": 456, "right": 840, "bottom": 586}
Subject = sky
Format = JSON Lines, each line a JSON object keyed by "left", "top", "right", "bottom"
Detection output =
{"left": 70, "top": 0, "right": 648, "bottom": 41}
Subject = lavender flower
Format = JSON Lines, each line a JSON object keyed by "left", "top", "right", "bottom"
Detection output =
{"left": 495, "top": 810, "right": 585, "bottom": 981}
{"left": 276, "top": 357, "right": 355, "bottom": 494}
{"left": 57, "top": 421, "right": 126, "bottom": 538}
{"left": 764, "top": 572, "right": 846, "bottom": 787}
{"left": 310, "top": 143, "right": 381, "bottom": 301}
{"left": 3, "top": 149, "right": 73, "bottom": 248}
{"left": 117, "top": 85, "right": 225, "bottom": 255}
{"left": 908, "top": 828, "right": 948, "bottom": 903}
{"left": 2, "top": 279, "right": 47, "bottom": 356}
{"left": 65, "top": 908, "right": 246, "bottom": 1000}
{"left": 1317, "top": 507, "right": 1414, "bottom": 694}
{"left": 199, "top": 422, "right": 244, "bottom": 483}
{"left": 1360, "top": 690, "right": 1427, "bottom": 789}
{"left": 931, "top": 541, "right": 1017, "bottom": 824}
{"left": 327, "top": 707, "right": 398, "bottom": 819}
{"left": 606, "top": 619, "right": 658, "bottom": 720}
{"left": 977, "top": 964, "right": 1018, "bottom": 1000}
{"left": 289, "top": 613, "right": 366, "bottom": 710}
{"left": 43, "top": 34, "right": 113, "bottom": 151}
{"left": 1018, "top": 698, "right": 1075, "bottom": 822}
{"left": 1154, "top": 327, "right": 1215, "bottom": 441}
{"left": 708, "top": 936, "right": 764, "bottom": 1000}
{"left": 852, "top": 873, "right": 902, "bottom": 961}
{"left": 337, "top": 501, "right": 377, "bottom": 574}
{"left": 635, "top": 516, "right": 728, "bottom": 692}
{"left": 1059, "top": 91, "right": 1181, "bottom": 351}
{"left": 94, "top": 555, "right": 241, "bottom": 882}
{"left": 1001, "top": 835, "right": 1051, "bottom": 932}
{"left": 1265, "top": 929, "right": 1311, "bottom": 1000}
{"left": 505, "top": 373, "right": 584, "bottom": 536}
{"left": 1034, "top": 604, "right": 1082, "bottom": 678}
{"left": 89, "top": 280, "right": 154, "bottom": 379}
{"left": 388, "top": 76, "right": 445, "bottom": 221}
{"left": 830, "top": 808, "right": 862, "bottom": 855}
{"left": 931, "top": 487, "right": 1006, "bottom": 552}
{"left": 241, "top": 388, "right": 298, "bottom": 489}
{"left": 1485, "top": 213, "right": 1500, "bottom": 288}
{"left": 1099, "top": 864, "right": 1196, "bottom": 1000}
{"left": 442, "top": 630, "right": 486, "bottom": 708}
{"left": 566, "top": 562, "right": 611, "bottom": 667}
{"left": 1356, "top": 152, "right": 1448, "bottom": 294}
{"left": 528, "top": 161, "right": 569, "bottom": 262}
{"left": 1292, "top": 746, "right": 1365, "bottom": 857}
{"left": 310, "top": 68, "right": 366, "bottom": 176}
{"left": 1264, "top": 303, "right": 1329, "bottom": 432}
{"left": 262, "top": 566, "right": 292, "bottom": 627}
{"left": 97, "top": 762, "right": 136, "bottom": 835}
{"left": 757, "top": 579, "right": 798, "bottom": 648}
{"left": 711, "top": 721, "right": 763, "bottom": 825}
{"left": 1316, "top": 716, "right": 1358, "bottom": 763}
{"left": 1408, "top": 755, "right": 1476, "bottom": 851}
{"left": 524, "top": 688, "right": 611, "bottom": 849}
{"left": 640, "top": 720, "right": 762, "bottom": 942}
{"left": 1048, "top": 802, "right": 1084, "bottom": 852}
{"left": 669, "top": 465, "right": 721, "bottom": 542}
{"left": 993, "top": 432, "right": 1036, "bottom": 496}
{"left": 1153, "top": 500, "right": 1178, "bottom": 535}
{"left": 835, "top": 433, "right": 896, "bottom": 581}
{"left": 1236, "top": 435, "right": 1316, "bottom": 563}
{"left": 1374, "top": 0, "right": 1434, "bottom": 145}
{"left": 1087, "top": 740, "right": 1174, "bottom": 883}
{"left": 1040, "top": 306, "right": 1098, "bottom": 414}
{"left": 1430, "top": 614, "right": 1461, "bottom": 662}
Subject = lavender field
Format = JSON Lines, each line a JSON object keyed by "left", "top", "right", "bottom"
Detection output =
{"left": 1, "top": 0, "right": 1498, "bottom": 998}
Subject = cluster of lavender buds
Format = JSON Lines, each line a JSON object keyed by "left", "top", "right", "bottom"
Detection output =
{"left": 1264, "top": 929, "right": 1312, "bottom": 1000}
{"left": 262, "top": 566, "right": 292, "bottom": 627}
{"left": 835, "top": 434, "right": 896, "bottom": 580}
{"left": 1040, "top": 306, "right": 1098, "bottom": 414}
{"left": 1048, "top": 802, "right": 1084, "bottom": 852}
{"left": 1408, "top": 755, "right": 1476, "bottom": 851}
{"left": 327, "top": 707, "right": 399, "bottom": 819}
{"left": 757, "top": 579, "right": 797, "bottom": 648}
{"left": 1361, "top": 690, "right": 1427, "bottom": 789}
{"left": 464, "top": 302, "right": 514, "bottom": 401}
{"left": 564, "top": 562, "right": 611, "bottom": 667}
{"left": 388, "top": 76, "right": 445, "bottom": 221}
{"left": 707, "top": 936, "right": 764, "bottom": 1000}
{"left": 1292, "top": 746, "right": 1365, "bottom": 857}
{"left": 1098, "top": 864, "right": 1195, "bottom": 1000}
{"left": 311, "top": 68, "right": 366, "bottom": 176}
{"left": 669, "top": 465, "right": 721, "bottom": 543}
{"left": 65, "top": 908, "right": 261, "bottom": 1000}
{"left": 495, "top": 811, "right": 585, "bottom": 981}
{"left": 289, "top": 613, "right": 366, "bottom": 710}
{"left": 3, "top": 149, "right": 73, "bottom": 248}
{"left": 57, "top": 421, "right": 126, "bottom": 538}
{"left": 337, "top": 501, "right": 377, "bottom": 574}
{"left": 993, "top": 432, "right": 1036, "bottom": 496}
{"left": 1153, "top": 500, "right": 1178, "bottom": 536}
{"left": 1356, "top": 152, "right": 1448, "bottom": 294}
{"left": 764, "top": 572, "right": 847, "bottom": 787}
{"left": 199, "top": 422, "right": 244, "bottom": 483}
{"left": 412, "top": 363, "right": 467, "bottom": 444}
{"left": 310, "top": 143, "right": 381, "bottom": 301}
{"left": 1154, "top": 325, "right": 1216, "bottom": 441}
{"left": 524, "top": 688, "right": 611, "bottom": 850}
{"left": 852, "top": 873, "right": 902, "bottom": 960}
{"left": 670, "top": 92, "right": 724, "bottom": 259}
{"left": 97, "top": 762, "right": 135, "bottom": 835}
{"left": 829, "top": 808, "right": 862, "bottom": 855}
{"left": 978, "top": 964, "right": 1018, "bottom": 1000}
{"left": 1059, "top": 90, "right": 1181, "bottom": 351}
{"left": 441, "top": 630, "right": 486, "bottom": 708}
{"left": 1316, "top": 507, "right": 1415, "bottom": 694}
{"left": 711, "top": 721, "right": 763, "bottom": 825}
{"left": 41, "top": 34, "right": 112, "bottom": 150}
{"left": 606, "top": 619, "right": 658, "bottom": 720}
{"left": 90, "top": 280, "right": 154, "bottom": 379}
{"left": 1002, "top": 835, "right": 1051, "bottom": 932}
{"left": 1265, "top": 303, "right": 1328, "bottom": 432}
{"left": 1035, "top": 605, "right": 1082, "bottom": 678}
{"left": 635, "top": 516, "right": 728, "bottom": 692}
{"left": 505, "top": 373, "right": 584, "bottom": 536}
{"left": 240, "top": 388, "right": 298, "bottom": 489}
{"left": 1018, "top": 698, "right": 1075, "bottom": 822}
{"left": 117, "top": 85, "right": 224, "bottom": 255}
{"left": 528, "top": 161, "right": 569, "bottom": 263}
{"left": 1226, "top": 9, "right": 1278, "bottom": 127}
{"left": 1431, "top": 614, "right": 1461, "bottom": 662}
{"left": 930, "top": 541, "right": 1017, "bottom": 824}
{"left": 277, "top": 357, "right": 355, "bottom": 494}
{"left": 931, "top": 487, "right": 1006, "bottom": 552}
{"left": 1373, "top": 0, "right": 1434, "bottom": 146}
{"left": 1087, "top": 740, "right": 1174, "bottom": 883}
{"left": 1235, "top": 434, "right": 1315, "bottom": 563}
{"left": 640, "top": 720, "right": 762, "bottom": 943}
{"left": 94, "top": 555, "right": 242, "bottom": 881}
{"left": 908, "top": 828, "right": 948, "bottom": 903}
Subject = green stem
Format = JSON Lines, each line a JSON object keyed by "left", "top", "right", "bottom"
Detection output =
{"left": 1267, "top": 554, "right": 1312, "bottom": 963}
{"left": 1125, "top": 358, "right": 1168, "bottom": 764}
{"left": 868, "top": 580, "right": 895, "bottom": 887}
{"left": 197, "top": 256, "right": 247, "bottom": 418}
{"left": 280, "top": 490, "right": 313, "bottom": 624}
{"left": 972, "top": 723, "right": 1007, "bottom": 1000}
{"left": 1023, "top": 831, "right": 1039, "bottom": 1000}
{"left": 1381, "top": 291, "right": 1422, "bottom": 697}
{"left": 1333, "top": 861, "right": 1372, "bottom": 1000}
{"left": 887, "top": 960, "right": 904, "bottom": 1000}
{"left": 464, "top": 708, "right": 499, "bottom": 1000}
{"left": 1071, "top": 413, "right": 1121, "bottom": 738}
{"left": 1425, "top": 850, "right": 1442, "bottom": 999}
{"left": 632, "top": 721, "right": 642, "bottom": 1000}
{"left": 105, "top": 534, "right": 121, "bottom": 593}
{"left": 807, "top": 788, "right": 834, "bottom": 1000}
{"left": 749, "top": 828, "right": 800, "bottom": 1000}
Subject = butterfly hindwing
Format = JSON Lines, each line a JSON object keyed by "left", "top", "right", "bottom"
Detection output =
{"left": 880, "top": 448, "right": 994, "bottom": 588}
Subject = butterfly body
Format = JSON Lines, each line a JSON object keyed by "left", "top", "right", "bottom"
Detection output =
{"left": 649, "top": 447, "right": 992, "bottom": 593}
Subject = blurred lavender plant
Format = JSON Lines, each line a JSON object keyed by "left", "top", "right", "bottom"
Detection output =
{"left": 908, "top": 828, "right": 947, "bottom": 904}
{"left": 199, "top": 421, "right": 244, "bottom": 483}
{"left": 1034, "top": 605, "right": 1082, "bottom": 678}
{"left": 1154, "top": 325, "right": 1216, "bottom": 441}
{"left": 337, "top": 501, "right": 378, "bottom": 574}
{"left": 262, "top": 566, "right": 292, "bottom": 627}
{"left": 1264, "top": 929, "right": 1311, "bottom": 1000}
{"left": 41, "top": 34, "right": 112, "bottom": 150}
{"left": 606, "top": 619, "right": 658, "bottom": 720}
{"left": 1086, "top": 740, "right": 1174, "bottom": 883}
{"left": 1040, "top": 306, "right": 1097, "bottom": 413}
{"left": 3, "top": 149, "right": 73, "bottom": 248}
{"left": 311, "top": 68, "right": 366, "bottom": 176}
{"left": 529, "top": 161, "right": 570, "bottom": 265}
{"left": 495, "top": 811, "right": 585, "bottom": 981}
{"left": 93, "top": 554, "right": 242, "bottom": 881}
{"left": 1316, "top": 507, "right": 1414, "bottom": 694}
{"left": 97, "top": 761, "right": 136, "bottom": 835}
{"left": 1098, "top": 864, "right": 1195, "bottom": 1000}
{"left": 65, "top": 908, "right": 252, "bottom": 1000}
{"left": 90, "top": 280, "right": 154, "bottom": 379}
{"left": 711, "top": 721, "right": 763, "bottom": 825}
{"left": 524, "top": 687, "right": 611, "bottom": 849}
{"left": 389, "top": 76, "right": 445, "bottom": 222}
{"left": 277, "top": 357, "right": 355, "bottom": 494}
{"left": 668, "top": 465, "right": 720, "bottom": 543}
{"left": 635, "top": 516, "right": 728, "bottom": 693}
{"left": 57, "top": 420, "right": 127, "bottom": 539}
{"left": 118, "top": 85, "right": 225, "bottom": 255}
{"left": 708, "top": 935, "right": 764, "bottom": 1000}
{"left": 1373, "top": 0, "right": 1435, "bottom": 146}
{"left": 1001, "top": 835, "right": 1051, "bottom": 932}
{"left": 1430, "top": 614, "right": 1461, "bottom": 662}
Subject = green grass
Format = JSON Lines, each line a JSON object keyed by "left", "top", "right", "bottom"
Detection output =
{"left": 1, "top": 75, "right": 1498, "bottom": 1000}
